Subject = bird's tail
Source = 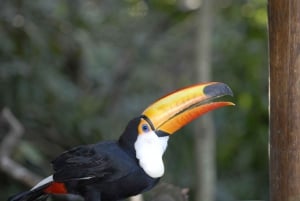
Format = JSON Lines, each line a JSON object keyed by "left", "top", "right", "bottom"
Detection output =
{"left": 8, "top": 175, "right": 68, "bottom": 201}
{"left": 8, "top": 184, "right": 49, "bottom": 201}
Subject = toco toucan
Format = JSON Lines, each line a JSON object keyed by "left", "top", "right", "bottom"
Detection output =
{"left": 8, "top": 82, "right": 234, "bottom": 201}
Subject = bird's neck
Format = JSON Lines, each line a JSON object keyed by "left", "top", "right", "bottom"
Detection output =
{"left": 134, "top": 132, "right": 169, "bottom": 178}
{"left": 118, "top": 118, "right": 140, "bottom": 159}
{"left": 117, "top": 118, "right": 169, "bottom": 178}
{"left": 118, "top": 135, "right": 137, "bottom": 159}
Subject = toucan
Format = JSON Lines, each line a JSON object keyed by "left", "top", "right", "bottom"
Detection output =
{"left": 8, "top": 82, "right": 234, "bottom": 201}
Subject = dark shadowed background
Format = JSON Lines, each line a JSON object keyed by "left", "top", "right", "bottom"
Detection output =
{"left": 0, "top": 0, "right": 268, "bottom": 200}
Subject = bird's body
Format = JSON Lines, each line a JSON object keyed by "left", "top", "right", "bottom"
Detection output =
{"left": 8, "top": 82, "right": 234, "bottom": 201}
{"left": 15, "top": 118, "right": 162, "bottom": 201}
{"left": 51, "top": 142, "right": 158, "bottom": 201}
{"left": 48, "top": 118, "right": 161, "bottom": 201}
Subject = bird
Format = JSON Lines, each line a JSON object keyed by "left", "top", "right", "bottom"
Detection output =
{"left": 8, "top": 82, "right": 234, "bottom": 201}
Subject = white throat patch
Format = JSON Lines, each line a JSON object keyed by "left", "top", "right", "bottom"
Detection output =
{"left": 134, "top": 131, "right": 169, "bottom": 178}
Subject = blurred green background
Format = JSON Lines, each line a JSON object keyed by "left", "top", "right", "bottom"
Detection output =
{"left": 0, "top": 0, "right": 268, "bottom": 200}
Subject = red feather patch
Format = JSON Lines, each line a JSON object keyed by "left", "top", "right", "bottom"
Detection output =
{"left": 44, "top": 182, "right": 68, "bottom": 194}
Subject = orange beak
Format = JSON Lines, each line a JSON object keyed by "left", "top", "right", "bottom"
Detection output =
{"left": 142, "top": 82, "right": 234, "bottom": 135}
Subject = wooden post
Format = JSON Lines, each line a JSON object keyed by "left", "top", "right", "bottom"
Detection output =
{"left": 194, "top": 0, "right": 215, "bottom": 200}
{"left": 269, "top": 1, "right": 300, "bottom": 201}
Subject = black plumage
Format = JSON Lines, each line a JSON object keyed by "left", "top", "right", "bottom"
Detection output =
{"left": 52, "top": 117, "right": 159, "bottom": 201}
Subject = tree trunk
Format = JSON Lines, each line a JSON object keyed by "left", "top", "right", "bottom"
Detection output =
{"left": 194, "top": 0, "right": 215, "bottom": 200}
{"left": 269, "top": 1, "right": 300, "bottom": 201}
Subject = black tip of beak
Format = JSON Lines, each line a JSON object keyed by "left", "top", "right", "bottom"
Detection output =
{"left": 203, "top": 83, "right": 233, "bottom": 97}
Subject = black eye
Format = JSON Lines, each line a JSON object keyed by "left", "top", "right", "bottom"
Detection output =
{"left": 142, "top": 124, "right": 150, "bottom": 132}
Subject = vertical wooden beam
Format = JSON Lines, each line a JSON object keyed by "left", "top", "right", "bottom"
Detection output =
{"left": 194, "top": 0, "right": 215, "bottom": 200}
{"left": 269, "top": 1, "right": 300, "bottom": 201}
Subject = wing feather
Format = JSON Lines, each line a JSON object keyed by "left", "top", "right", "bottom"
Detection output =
{"left": 51, "top": 143, "right": 114, "bottom": 182}
{"left": 51, "top": 141, "right": 137, "bottom": 183}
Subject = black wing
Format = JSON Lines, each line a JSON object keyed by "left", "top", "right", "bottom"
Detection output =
{"left": 51, "top": 141, "right": 133, "bottom": 182}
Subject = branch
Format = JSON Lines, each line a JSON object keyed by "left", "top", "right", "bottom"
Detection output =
{"left": 130, "top": 194, "right": 144, "bottom": 201}
{"left": 130, "top": 183, "right": 189, "bottom": 201}
{"left": 149, "top": 183, "right": 189, "bottom": 201}
{"left": 0, "top": 108, "right": 42, "bottom": 186}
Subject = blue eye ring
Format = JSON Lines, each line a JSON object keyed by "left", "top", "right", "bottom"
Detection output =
{"left": 142, "top": 124, "right": 150, "bottom": 132}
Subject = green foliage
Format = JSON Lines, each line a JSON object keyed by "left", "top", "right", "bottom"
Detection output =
{"left": 0, "top": 0, "right": 268, "bottom": 200}
{"left": 214, "top": 0, "right": 268, "bottom": 200}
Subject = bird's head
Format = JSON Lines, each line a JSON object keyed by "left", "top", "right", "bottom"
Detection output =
{"left": 119, "top": 82, "right": 234, "bottom": 178}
